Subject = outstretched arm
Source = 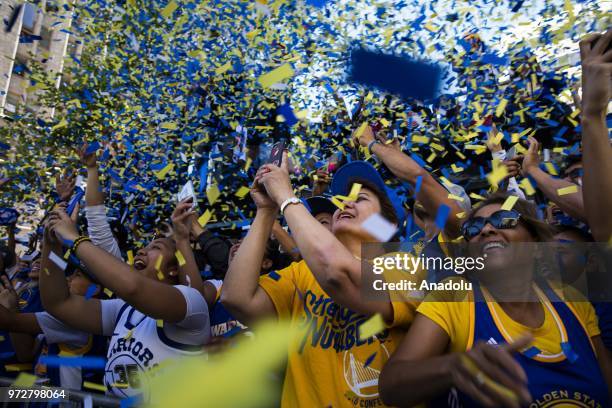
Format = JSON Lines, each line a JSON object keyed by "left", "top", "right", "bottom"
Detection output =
{"left": 259, "top": 158, "right": 395, "bottom": 321}
{"left": 356, "top": 125, "right": 463, "bottom": 238}
{"left": 521, "top": 137, "right": 586, "bottom": 221}
{"left": 39, "top": 228, "right": 103, "bottom": 335}
{"left": 47, "top": 209, "right": 189, "bottom": 324}
{"left": 220, "top": 176, "right": 278, "bottom": 326}
{"left": 578, "top": 31, "right": 612, "bottom": 241}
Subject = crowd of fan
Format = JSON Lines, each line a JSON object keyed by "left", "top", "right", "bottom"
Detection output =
{"left": 0, "top": 29, "right": 610, "bottom": 407}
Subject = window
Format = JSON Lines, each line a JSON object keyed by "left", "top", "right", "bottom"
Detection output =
{"left": 21, "top": 3, "right": 39, "bottom": 33}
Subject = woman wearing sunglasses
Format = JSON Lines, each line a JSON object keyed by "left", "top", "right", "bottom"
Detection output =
{"left": 379, "top": 193, "right": 612, "bottom": 408}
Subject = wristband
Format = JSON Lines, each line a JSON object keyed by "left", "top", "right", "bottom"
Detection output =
{"left": 280, "top": 197, "right": 302, "bottom": 216}
{"left": 71, "top": 236, "right": 92, "bottom": 254}
{"left": 367, "top": 140, "right": 381, "bottom": 156}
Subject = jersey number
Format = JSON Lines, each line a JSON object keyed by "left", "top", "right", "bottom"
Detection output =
{"left": 113, "top": 364, "right": 141, "bottom": 388}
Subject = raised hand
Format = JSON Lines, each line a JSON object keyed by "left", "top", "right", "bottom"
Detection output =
{"left": 55, "top": 170, "right": 76, "bottom": 202}
{"left": 520, "top": 136, "right": 540, "bottom": 176}
{"left": 450, "top": 335, "right": 533, "bottom": 408}
{"left": 47, "top": 207, "right": 79, "bottom": 243}
{"left": 78, "top": 142, "right": 98, "bottom": 169}
{"left": 579, "top": 31, "right": 612, "bottom": 118}
{"left": 171, "top": 199, "right": 196, "bottom": 242}
{"left": 260, "top": 152, "right": 295, "bottom": 207}
{"left": 251, "top": 167, "right": 279, "bottom": 211}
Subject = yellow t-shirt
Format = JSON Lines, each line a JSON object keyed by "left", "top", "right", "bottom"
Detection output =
{"left": 417, "top": 279, "right": 600, "bottom": 359}
{"left": 259, "top": 259, "right": 417, "bottom": 408}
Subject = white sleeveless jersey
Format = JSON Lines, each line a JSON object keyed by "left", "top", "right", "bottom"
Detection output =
{"left": 102, "top": 287, "right": 210, "bottom": 400}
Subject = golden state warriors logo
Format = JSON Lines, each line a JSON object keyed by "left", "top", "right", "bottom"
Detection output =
{"left": 529, "top": 390, "right": 604, "bottom": 408}
{"left": 343, "top": 343, "right": 390, "bottom": 398}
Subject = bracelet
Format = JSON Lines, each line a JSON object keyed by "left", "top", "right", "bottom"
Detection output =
{"left": 367, "top": 140, "right": 381, "bottom": 156}
{"left": 71, "top": 236, "right": 92, "bottom": 253}
{"left": 280, "top": 197, "right": 302, "bottom": 216}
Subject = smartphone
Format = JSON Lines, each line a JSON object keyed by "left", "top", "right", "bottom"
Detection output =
{"left": 506, "top": 145, "right": 517, "bottom": 160}
{"left": 177, "top": 181, "right": 197, "bottom": 209}
{"left": 268, "top": 140, "right": 286, "bottom": 167}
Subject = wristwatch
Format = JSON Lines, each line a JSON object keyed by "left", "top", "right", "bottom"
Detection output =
{"left": 280, "top": 197, "right": 302, "bottom": 216}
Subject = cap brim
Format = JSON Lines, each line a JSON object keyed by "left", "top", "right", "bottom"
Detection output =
{"left": 305, "top": 196, "right": 337, "bottom": 216}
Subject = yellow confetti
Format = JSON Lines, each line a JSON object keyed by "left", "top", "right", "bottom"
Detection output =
{"left": 161, "top": 0, "right": 178, "bottom": 18}
{"left": 215, "top": 61, "right": 232, "bottom": 76}
{"left": 354, "top": 122, "right": 368, "bottom": 139}
{"left": 5, "top": 363, "right": 33, "bottom": 372}
{"left": 235, "top": 186, "right": 251, "bottom": 199}
{"left": 127, "top": 250, "right": 134, "bottom": 266}
{"left": 157, "top": 270, "right": 165, "bottom": 281}
{"left": 456, "top": 212, "right": 466, "bottom": 219}
{"left": 104, "top": 288, "right": 114, "bottom": 297}
{"left": 557, "top": 185, "right": 578, "bottom": 196}
{"left": 359, "top": 314, "right": 385, "bottom": 341}
{"left": 198, "top": 209, "right": 213, "bottom": 227}
{"left": 207, "top": 184, "right": 221, "bottom": 205}
{"left": 448, "top": 194, "right": 464, "bottom": 202}
{"left": 124, "top": 329, "right": 133, "bottom": 340}
{"left": 500, "top": 195, "right": 519, "bottom": 211}
{"left": 160, "top": 122, "right": 178, "bottom": 130}
{"left": 331, "top": 196, "right": 345, "bottom": 211}
{"left": 51, "top": 119, "right": 68, "bottom": 131}
{"left": 157, "top": 320, "right": 164, "bottom": 328}
{"left": 519, "top": 178, "right": 535, "bottom": 196}
{"left": 412, "top": 135, "right": 430, "bottom": 144}
{"left": 175, "top": 250, "right": 186, "bottom": 267}
{"left": 495, "top": 99, "right": 508, "bottom": 117}
{"left": 486, "top": 166, "right": 508, "bottom": 187}
{"left": 258, "top": 64, "right": 294, "bottom": 88}
{"left": 544, "top": 162, "right": 558, "bottom": 176}
{"left": 347, "top": 183, "right": 362, "bottom": 202}
{"left": 12, "top": 373, "right": 36, "bottom": 387}
{"left": 83, "top": 381, "right": 107, "bottom": 392}
{"left": 155, "top": 254, "right": 164, "bottom": 271}
{"left": 155, "top": 163, "right": 175, "bottom": 180}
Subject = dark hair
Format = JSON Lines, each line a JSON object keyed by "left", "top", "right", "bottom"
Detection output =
{"left": 263, "top": 239, "right": 293, "bottom": 272}
{"left": 553, "top": 225, "right": 593, "bottom": 242}
{"left": 468, "top": 192, "right": 553, "bottom": 242}
{"left": 348, "top": 177, "right": 399, "bottom": 225}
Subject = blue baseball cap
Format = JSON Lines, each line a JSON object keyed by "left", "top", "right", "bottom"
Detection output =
{"left": 330, "top": 161, "right": 405, "bottom": 225}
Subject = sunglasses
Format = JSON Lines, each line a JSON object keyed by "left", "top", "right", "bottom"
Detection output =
{"left": 462, "top": 209, "right": 521, "bottom": 240}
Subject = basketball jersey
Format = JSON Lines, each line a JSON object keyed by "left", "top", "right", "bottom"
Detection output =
{"left": 102, "top": 286, "right": 210, "bottom": 401}
{"left": 446, "top": 280, "right": 610, "bottom": 408}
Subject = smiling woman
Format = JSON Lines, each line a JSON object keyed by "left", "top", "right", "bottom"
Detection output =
{"left": 220, "top": 159, "right": 421, "bottom": 408}
{"left": 379, "top": 192, "right": 612, "bottom": 408}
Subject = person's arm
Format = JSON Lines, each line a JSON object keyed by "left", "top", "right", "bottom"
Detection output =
{"left": 79, "top": 143, "right": 123, "bottom": 259}
{"left": 259, "top": 158, "right": 395, "bottom": 321}
{"left": 272, "top": 220, "right": 300, "bottom": 261}
{"left": 0, "top": 276, "right": 40, "bottom": 363}
{"left": 220, "top": 183, "right": 278, "bottom": 326}
{"left": 521, "top": 136, "right": 586, "bottom": 221}
{"left": 39, "top": 227, "right": 103, "bottom": 335}
{"left": 173, "top": 201, "right": 205, "bottom": 295}
{"left": 357, "top": 125, "right": 463, "bottom": 238}
{"left": 47, "top": 208, "right": 191, "bottom": 324}
{"left": 79, "top": 142, "right": 104, "bottom": 207}
{"left": 579, "top": 31, "right": 612, "bottom": 242}
{"left": 379, "top": 313, "right": 532, "bottom": 408}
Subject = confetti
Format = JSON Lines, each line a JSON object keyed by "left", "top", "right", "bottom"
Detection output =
{"left": 175, "top": 250, "right": 186, "bottom": 267}
{"left": 359, "top": 314, "right": 385, "bottom": 341}
{"left": 362, "top": 213, "right": 397, "bottom": 242}
{"left": 557, "top": 185, "right": 578, "bottom": 196}
{"left": 258, "top": 64, "right": 294, "bottom": 88}
{"left": 500, "top": 195, "right": 519, "bottom": 211}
